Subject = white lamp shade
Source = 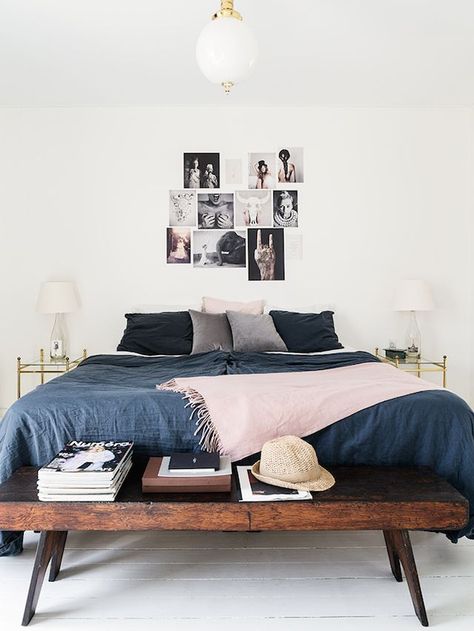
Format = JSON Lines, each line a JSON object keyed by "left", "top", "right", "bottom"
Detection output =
{"left": 393, "top": 280, "right": 434, "bottom": 312}
{"left": 37, "top": 281, "right": 80, "bottom": 314}
{"left": 196, "top": 17, "right": 258, "bottom": 85}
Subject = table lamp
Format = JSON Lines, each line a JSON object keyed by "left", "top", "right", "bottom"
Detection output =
{"left": 37, "top": 281, "right": 80, "bottom": 359}
{"left": 393, "top": 280, "right": 434, "bottom": 357}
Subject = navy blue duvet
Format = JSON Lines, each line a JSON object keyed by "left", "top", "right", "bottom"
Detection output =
{"left": 1, "top": 350, "right": 473, "bottom": 555}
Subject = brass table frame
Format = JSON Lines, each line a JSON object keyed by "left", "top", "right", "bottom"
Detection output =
{"left": 16, "top": 349, "right": 87, "bottom": 399}
{"left": 375, "top": 348, "right": 447, "bottom": 387}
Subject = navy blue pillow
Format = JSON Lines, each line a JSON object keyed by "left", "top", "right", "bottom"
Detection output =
{"left": 117, "top": 312, "right": 193, "bottom": 355}
{"left": 269, "top": 310, "right": 343, "bottom": 353}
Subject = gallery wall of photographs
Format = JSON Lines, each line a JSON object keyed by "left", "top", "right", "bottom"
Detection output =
{"left": 166, "top": 148, "right": 304, "bottom": 281}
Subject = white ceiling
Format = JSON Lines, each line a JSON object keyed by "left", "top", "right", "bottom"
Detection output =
{"left": 1, "top": 0, "right": 473, "bottom": 107}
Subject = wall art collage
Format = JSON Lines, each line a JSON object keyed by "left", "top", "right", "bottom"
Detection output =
{"left": 166, "top": 148, "right": 303, "bottom": 281}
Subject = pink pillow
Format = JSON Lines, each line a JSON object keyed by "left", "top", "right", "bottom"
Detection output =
{"left": 202, "top": 296, "right": 265, "bottom": 315}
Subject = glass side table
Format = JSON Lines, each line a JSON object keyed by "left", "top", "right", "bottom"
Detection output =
{"left": 17, "top": 348, "right": 87, "bottom": 399}
{"left": 375, "top": 348, "right": 447, "bottom": 387}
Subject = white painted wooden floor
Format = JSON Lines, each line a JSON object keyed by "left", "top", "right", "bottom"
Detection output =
{"left": 1, "top": 529, "right": 474, "bottom": 630}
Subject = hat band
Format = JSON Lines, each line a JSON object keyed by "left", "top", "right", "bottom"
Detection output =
{"left": 260, "top": 464, "right": 321, "bottom": 484}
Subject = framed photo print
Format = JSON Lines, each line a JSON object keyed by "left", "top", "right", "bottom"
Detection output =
{"left": 169, "top": 190, "right": 196, "bottom": 226}
{"left": 277, "top": 147, "right": 304, "bottom": 183}
{"left": 166, "top": 227, "right": 191, "bottom": 264}
{"left": 273, "top": 190, "right": 298, "bottom": 227}
{"left": 247, "top": 228, "right": 285, "bottom": 281}
{"left": 248, "top": 153, "right": 276, "bottom": 189}
{"left": 197, "top": 193, "right": 234, "bottom": 229}
{"left": 193, "top": 230, "right": 246, "bottom": 268}
{"left": 224, "top": 158, "right": 243, "bottom": 186}
{"left": 234, "top": 190, "right": 272, "bottom": 227}
{"left": 183, "top": 153, "right": 220, "bottom": 189}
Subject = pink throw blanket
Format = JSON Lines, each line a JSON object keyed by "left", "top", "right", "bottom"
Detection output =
{"left": 158, "top": 363, "right": 440, "bottom": 462}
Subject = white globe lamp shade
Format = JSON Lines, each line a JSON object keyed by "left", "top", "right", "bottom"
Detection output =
{"left": 196, "top": 17, "right": 258, "bottom": 92}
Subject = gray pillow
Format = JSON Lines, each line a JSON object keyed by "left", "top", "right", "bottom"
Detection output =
{"left": 226, "top": 311, "right": 288, "bottom": 352}
{"left": 189, "top": 310, "right": 233, "bottom": 354}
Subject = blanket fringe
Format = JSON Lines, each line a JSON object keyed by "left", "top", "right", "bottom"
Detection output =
{"left": 157, "top": 380, "right": 224, "bottom": 454}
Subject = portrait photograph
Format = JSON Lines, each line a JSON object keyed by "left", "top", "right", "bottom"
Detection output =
{"left": 248, "top": 152, "right": 276, "bottom": 190}
{"left": 234, "top": 190, "right": 272, "bottom": 227}
{"left": 183, "top": 153, "right": 220, "bottom": 189}
{"left": 277, "top": 147, "right": 304, "bottom": 183}
{"left": 273, "top": 190, "right": 298, "bottom": 227}
{"left": 166, "top": 227, "right": 191, "bottom": 264}
{"left": 169, "top": 190, "right": 196, "bottom": 226}
{"left": 193, "top": 230, "right": 246, "bottom": 268}
{"left": 197, "top": 192, "right": 234, "bottom": 229}
{"left": 247, "top": 228, "right": 285, "bottom": 281}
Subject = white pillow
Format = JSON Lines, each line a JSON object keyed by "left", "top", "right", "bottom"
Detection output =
{"left": 201, "top": 296, "right": 265, "bottom": 315}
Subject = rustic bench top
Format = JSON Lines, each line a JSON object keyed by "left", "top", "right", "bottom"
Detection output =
{"left": 0, "top": 460, "right": 468, "bottom": 533}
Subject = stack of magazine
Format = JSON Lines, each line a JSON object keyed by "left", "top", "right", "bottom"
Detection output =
{"left": 38, "top": 440, "right": 133, "bottom": 502}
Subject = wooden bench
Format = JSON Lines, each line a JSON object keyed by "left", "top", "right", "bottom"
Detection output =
{"left": 0, "top": 461, "right": 468, "bottom": 627}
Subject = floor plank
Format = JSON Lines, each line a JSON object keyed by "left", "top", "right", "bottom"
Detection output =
{"left": 1, "top": 530, "right": 473, "bottom": 630}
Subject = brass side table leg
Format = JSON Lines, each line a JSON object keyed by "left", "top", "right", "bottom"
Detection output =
{"left": 17, "top": 357, "right": 21, "bottom": 399}
{"left": 39, "top": 348, "right": 45, "bottom": 385}
{"left": 443, "top": 356, "right": 447, "bottom": 388}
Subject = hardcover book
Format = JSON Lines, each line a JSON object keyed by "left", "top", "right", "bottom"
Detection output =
{"left": 168, "top": 452, "right": 220, "bottom": 473}
{"left": 142, "top": 457, "right": 231, "bottom": 493}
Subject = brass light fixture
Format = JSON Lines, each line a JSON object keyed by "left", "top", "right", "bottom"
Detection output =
{"left": 196, "top": 0, "right": 258, "bottom": 94}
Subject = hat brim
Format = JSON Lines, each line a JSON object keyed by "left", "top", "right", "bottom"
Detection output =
{"left": 251, "top": 461, "right": 335, "bottom": 492}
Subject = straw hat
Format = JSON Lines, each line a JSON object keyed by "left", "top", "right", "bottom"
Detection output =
{"left": 251, "top": 435, "right": 335, "bottom": 492}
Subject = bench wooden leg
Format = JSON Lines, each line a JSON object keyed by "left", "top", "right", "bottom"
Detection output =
{"left": 49, "top": 531, "right": 68, "bottom": 582}
{"left": 383, "top": 530, "right": 403, "bottom": 582}
{"left": 388, "top": 529, "right": 429, "bottom": 627}
{"left": 22, "top": 531, "right": 62, "bottom": 626}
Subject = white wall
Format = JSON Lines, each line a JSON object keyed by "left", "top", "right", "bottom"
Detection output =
{"left": 0, "top": 106, "right": 472, "bottom": 412}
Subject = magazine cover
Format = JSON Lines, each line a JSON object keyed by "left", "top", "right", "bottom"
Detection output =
{"left": 237, "top": 466, "right": 312, "bottom": 502}
{"left": 41, "top": 441, "right": 133, "bottom": 474}
{"left": 247, "top": 470, "right": 300, "bottom": 496}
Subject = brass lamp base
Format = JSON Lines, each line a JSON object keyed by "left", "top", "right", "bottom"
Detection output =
{"left": 212, "top": 0, "right": 242, "bottom": 20}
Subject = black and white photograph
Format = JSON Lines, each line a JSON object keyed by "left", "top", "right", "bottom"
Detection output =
{"left": 277, "top": 147, "right": 304, "bottom": 183}
{"left": 273, "top": 190, "right": 298, "bottom": 227}
{"left": 183, "top": 153, "right": 220, "bottom": 189}
{"left": 193, "top": 230, "right": 246, "bottom": 268}
{"left": 234, "top": 190, "right": 272, "bottom": 227}
{"left": 248, "top": 152, "right": 276, "bottom": 189}
{"left": 224, "top": 158, "right": 242, "bottom": 186}
{"left": 43, "top": 441, "right": 132, "bottom": 474}
{"left": 166, "top": 227, "right": 191, "bottom": 264}
{"left": 197, "top": 192, "right": 234, "bottom": 229}
{"left": 247, "top": 228, "right": 285, "bottom": 281}
{"left": 169, "top": 190, "right": 196, "bottom": 226}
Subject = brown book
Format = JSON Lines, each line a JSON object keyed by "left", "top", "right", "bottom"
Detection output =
{"left": 142, "top": 457, "right": 231, "bottom": 493}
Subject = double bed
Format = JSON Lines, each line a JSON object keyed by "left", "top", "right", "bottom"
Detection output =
{"left": 1, "top": 347, "right": 474, "bottom": 556}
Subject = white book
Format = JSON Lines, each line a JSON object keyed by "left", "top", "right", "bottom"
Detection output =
{"left": 158, "top": 456, "right": 232, "bottom": 478}
{"left": 237, "top": 466, "right": 312, "bottom": 502}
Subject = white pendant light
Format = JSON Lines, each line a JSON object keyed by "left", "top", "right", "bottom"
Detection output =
{"left": 196, "top": 0, "right": 258, "bottom": 94}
